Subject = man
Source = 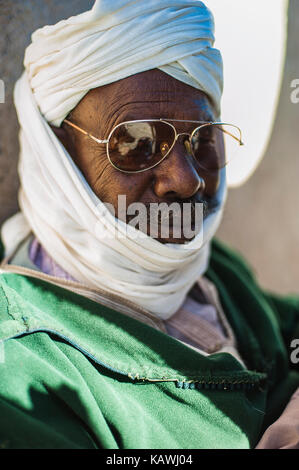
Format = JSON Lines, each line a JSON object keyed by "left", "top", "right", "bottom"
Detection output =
{"left": 0, "top": 0, "right": 298, "bottom": 449}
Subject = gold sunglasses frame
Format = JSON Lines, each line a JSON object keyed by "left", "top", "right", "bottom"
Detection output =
{"left": 63, "top": 118, "right": 244, "bottom": 174}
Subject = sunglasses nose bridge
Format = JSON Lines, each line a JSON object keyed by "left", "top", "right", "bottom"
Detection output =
{"left": 173, "top": 132, "right": 191, "bottom": 147}
{"left": 175, "top": 132, "right": 190, "bottom": 140}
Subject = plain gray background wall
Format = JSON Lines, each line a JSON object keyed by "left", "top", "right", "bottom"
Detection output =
{"left": 0, "top": 1, "right": 298, "bottom": 295}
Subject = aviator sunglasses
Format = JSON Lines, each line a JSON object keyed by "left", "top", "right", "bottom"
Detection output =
{"left": 63, "top": 118, "right": 244, "bottom": 174}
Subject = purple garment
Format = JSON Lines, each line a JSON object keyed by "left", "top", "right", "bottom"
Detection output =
{"left": 29, "top": 237, "right": 77, "bottom": 281}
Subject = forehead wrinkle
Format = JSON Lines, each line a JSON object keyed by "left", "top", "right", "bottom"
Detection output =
{"left": 90, "top": 75, "right": 215, "bottom": 135}
{"left": 98, "top": 96, "right": 214, "bottom": 133}
{"left": 99, "top": 71, "right": 211, "bottom": 106}
{"left": 108, "top": 87, "right": 207, "bottom": 104}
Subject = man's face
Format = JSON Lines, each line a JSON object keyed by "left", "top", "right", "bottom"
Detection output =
{"left": 55, "top": 69, "right": 225, "bottom": 244}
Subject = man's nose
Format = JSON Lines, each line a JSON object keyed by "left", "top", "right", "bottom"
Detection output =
{"left": 152, "top": 141, "right": 205, "bottom": 199}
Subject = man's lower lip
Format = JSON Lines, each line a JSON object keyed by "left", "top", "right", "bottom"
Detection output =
{"left": 156, "top": 234, "right": 197, "bottom": 244}
{"left": 151, "top": 224, "right": 201, "bottom": 239}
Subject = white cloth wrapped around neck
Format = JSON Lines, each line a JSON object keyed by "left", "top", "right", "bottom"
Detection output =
{"left": 1, "top": 0, "right": 226, "bottom": 319}
{"left": 24, "top": 0, "right": 223, "bottom": 126}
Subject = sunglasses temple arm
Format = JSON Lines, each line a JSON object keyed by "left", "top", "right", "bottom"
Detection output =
{"left": 219, "top": 126, "right": 244, "bottom": 146}
{"left": 64, "top": 119, "right": 107, "bottom": 144}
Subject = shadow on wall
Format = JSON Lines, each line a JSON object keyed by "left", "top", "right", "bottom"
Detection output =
{"left": 218, "top": 0, "right": 299, "bottom": 295}
{"left": 0, "top": 0, "right": 298, "bottom": 294}
{"left": 0, "top": 0, "right": 93, "bottom": 226}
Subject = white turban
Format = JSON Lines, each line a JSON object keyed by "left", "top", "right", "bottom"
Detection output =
{"left": 24, "top": 0, "right": 223, "bottom": 126}
{"left": 2, "top": 0, "right": 227, "bottom": 319}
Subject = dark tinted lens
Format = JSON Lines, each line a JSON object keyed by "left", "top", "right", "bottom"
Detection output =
{"left": 108, "top": 121, "right": 175, "bottom": 172}
{"left": 191, "top": 124, "right": 241, "bottom": 171}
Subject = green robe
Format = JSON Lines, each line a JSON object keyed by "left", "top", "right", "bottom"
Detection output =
{"left": 0, "top": 237, "right": 298, "bottom": 449}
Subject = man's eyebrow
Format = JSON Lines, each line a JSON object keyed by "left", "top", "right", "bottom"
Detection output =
{"left": 196, "top": 99, "right": 216, "bottom": 122}
{"left": 201, "top": 113, "right": 216, "bottom": 122}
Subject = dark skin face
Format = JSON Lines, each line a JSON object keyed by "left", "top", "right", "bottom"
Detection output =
{"left": 52, "top": 69, "right": 225, "bottom": 243}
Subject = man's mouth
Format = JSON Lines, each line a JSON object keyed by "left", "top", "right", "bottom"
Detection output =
{"left": 123, "top": 195, "right": 219, "bottom": 244}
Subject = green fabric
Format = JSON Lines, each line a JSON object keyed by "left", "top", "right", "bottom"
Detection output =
{"left": 0, "top": 238, "right": 298, "bottom": 449}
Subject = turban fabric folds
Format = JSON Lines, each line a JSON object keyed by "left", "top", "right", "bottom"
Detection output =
{"left": 24, "top": 0, "right": 223, "bottom": 126}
